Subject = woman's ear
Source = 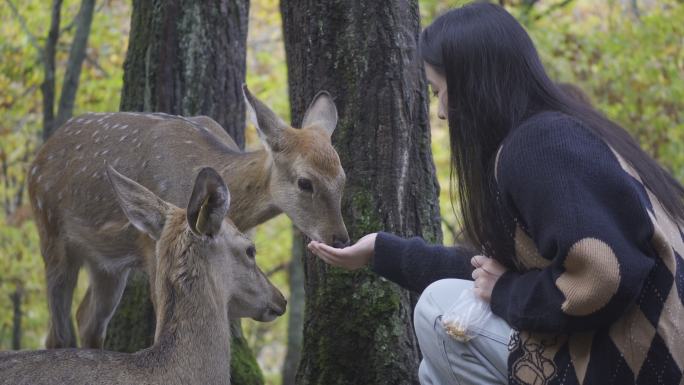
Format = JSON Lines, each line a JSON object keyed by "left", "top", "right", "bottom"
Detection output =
{"left": 186, "top": 167, "right": 230, "bottom": 236}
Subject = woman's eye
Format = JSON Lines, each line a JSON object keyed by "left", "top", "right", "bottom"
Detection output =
{"left": 246, "top": 246, "right": 256, "bottom": 259}
{"left": 297, "top": 178, "right": 313, "bottom": 193}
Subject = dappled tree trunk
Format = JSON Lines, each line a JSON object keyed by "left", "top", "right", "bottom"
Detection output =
{"left": 282, "top": 1, "right": 442, "bottom": 384}
{"left": 106, "top": 1, "right": 261, "bottom": 384}
{"left": 118, "top": 0, "right": 248, "bottom": 147}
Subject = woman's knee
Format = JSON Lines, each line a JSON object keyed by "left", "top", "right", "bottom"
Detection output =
{"left": 414, "top": 279, "right": 474, "bottom": 345}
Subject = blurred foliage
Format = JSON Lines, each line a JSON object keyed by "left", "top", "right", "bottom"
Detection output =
{"left": 1, "top": 1, "right": 683, "bottom": 385}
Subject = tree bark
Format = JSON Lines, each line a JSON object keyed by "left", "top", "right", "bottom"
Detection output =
{"left": 107, "top": 1, "right": 261, "bottom": 384}
{"left": 119, "top": 0, "right": 249, "bottom": 147}
{"left": 41, "top": 0, "right": 63, "bottom": 140}
{"left": 10, "top": 285, "right": 23, "bottom": 350}
{"left": 281, "top": 228, "right": 305, "bottom": 385}
{"left": 55, "top": 0, "right": 96, "bottom": 128}
{"left": 281, "top": 1, "right": 442, "bottom": 384}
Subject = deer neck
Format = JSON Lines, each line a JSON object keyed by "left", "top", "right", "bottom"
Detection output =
{"left": 150, "top": 279, "right": 232, "bottom": 383}
{"left": 220, "top": 149, "right": 281, "bottom": 231}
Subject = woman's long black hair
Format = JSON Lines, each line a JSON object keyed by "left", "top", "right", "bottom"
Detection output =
{"left": 420, "top": 1, "right": 684, "bottom": 264}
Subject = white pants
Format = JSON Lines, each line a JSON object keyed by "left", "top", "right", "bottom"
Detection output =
{"left": 414, "top": 279, "right": 511, "bottom": 385}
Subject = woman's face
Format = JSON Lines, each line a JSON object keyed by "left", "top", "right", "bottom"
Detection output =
{"left": 425, "top": 62, "right": 448, "bottom": 120}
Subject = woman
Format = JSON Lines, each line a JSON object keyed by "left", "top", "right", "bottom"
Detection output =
{"left": 308, "top": 3, "right": 684, "bottom": 385}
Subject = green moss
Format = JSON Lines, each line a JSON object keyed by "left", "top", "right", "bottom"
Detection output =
{"left": 230, "top": 333, "right": 265, "bottom": 385}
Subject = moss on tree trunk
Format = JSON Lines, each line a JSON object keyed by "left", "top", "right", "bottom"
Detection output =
{"left": 106, "top": 1, "right": 263, "bottom": 384}
{"left": 282, "top": 1, "right": 442, "bottom": 384}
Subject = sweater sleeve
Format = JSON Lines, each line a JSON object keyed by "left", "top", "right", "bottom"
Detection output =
{"left": 371, "top": 232, "right": 476, "bottom": 293}
{"left": 490, "top": 114, "right": 655, "bottom": 333}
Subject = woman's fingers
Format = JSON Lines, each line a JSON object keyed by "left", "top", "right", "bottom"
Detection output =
{"left": 308, "top": 242, "right": 348, "bottom": 265}
{"left": 471, "top": 254, "right": 486, "bottom": 268}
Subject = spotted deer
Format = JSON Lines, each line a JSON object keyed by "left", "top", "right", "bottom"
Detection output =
{"left": 28, "top": 86, "right": 347, "bottom": 349}
{"left": 1, "top": 166, "right": 286, "bottom": 385}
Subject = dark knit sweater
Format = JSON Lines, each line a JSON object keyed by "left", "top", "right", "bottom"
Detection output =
{"left": 372, "top": 111, "right": 684, "bottom": 385}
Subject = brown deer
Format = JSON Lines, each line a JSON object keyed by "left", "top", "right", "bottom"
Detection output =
{"left": 1, "top": 166, "right": 286, "bottom": 385}
{"left": 28, "top": 86, "right": 347, "bottom": 349}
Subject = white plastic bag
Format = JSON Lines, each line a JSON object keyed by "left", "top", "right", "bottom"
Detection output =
{"left": 441, "top": 287, "right": 492, "bottom": 342}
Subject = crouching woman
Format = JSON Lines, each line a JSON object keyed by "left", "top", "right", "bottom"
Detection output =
{"left": 308, "top": 3, "right": 684, "bottom": 385}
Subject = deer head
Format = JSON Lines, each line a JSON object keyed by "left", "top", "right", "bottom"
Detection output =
{"left": 106, "top": 166, "right": 287, "bottom": 325}
{"left": 243, "top": 86, "right": 349, "bottom": 248}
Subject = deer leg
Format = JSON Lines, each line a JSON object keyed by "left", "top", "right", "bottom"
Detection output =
{"left": 44, "top": 243, "right": 81, "bottom": 349}
{"left": 76, "top": 267, "right": 130, "bottom": 349}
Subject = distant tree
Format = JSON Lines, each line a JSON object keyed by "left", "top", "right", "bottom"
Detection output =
{"left": 282, "top": 1, "right": 443, "bottom": 384}
{"left": 104, "top": 1, "right": 262, "bottom": 384}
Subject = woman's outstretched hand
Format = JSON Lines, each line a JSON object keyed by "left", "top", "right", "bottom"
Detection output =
{"left": 471, "top": 255, "right": 508, "bottom": 303}
{"left": 308, "top": 233, "right": 378, "bottom": 270}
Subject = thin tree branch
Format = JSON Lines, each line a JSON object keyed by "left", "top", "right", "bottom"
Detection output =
{"left": 533, "top": 0, "right": 576, "bottom": 21}
{"left": 55, "top": 0, "right": 96, "bottom": 128}
{"left": 4, "top": 0, "right": 43, "bottom": 55}
{"left": 266, "top": 262, "right": 290, "bottom": 277}
{"left": 42, "top": 0, "right": 63, "bottom": 141}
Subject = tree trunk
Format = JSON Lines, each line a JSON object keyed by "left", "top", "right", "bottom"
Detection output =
{"left": 55, "top": 0, "right": 96, "bottom": 128}
{"left": 41, "top": 0, "right": 63, "bottom": 140}
{"left": 10, "top": 285, "right": 23, "bottom": 350}
{"left": 106, "top": 1, "right": 261, "bottom": 384}
{"left": 281, "top": 1, "right": 442, "bottom": 384}
{"left": 281, "top": 228, "right": 305, "bottom": 385}
{"left": 119, "top": 0, "right": 249, "bottom": 147}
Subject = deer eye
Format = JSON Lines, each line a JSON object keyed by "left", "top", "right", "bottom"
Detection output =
{"left": 246, "top": 246, "right": 256, "bottom": 259}
{"left": 297, "top": 178, "right": 313, "bottom": 193}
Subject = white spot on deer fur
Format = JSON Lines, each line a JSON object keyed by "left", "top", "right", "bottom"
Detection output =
{"left": 75, "top": 129, "right": 82, "bottom": 135}
{"left": 184, "top": 140, "right": 192, "bottom": 144}
{"left": 31, "top": 166, "right": 38, "bottom": 176}
{"left": 92, "top": 130, "right": 99, "bottom": 137}
{"left": 155, "top": 155, "right": 162, "bottom": 160}
{"left": 57, "top": 191, "right": 64, "bottom": 201}
{"left": 102, "top": 149, "right": 110, "bottom": 155}
{"left": 120, "top": 124, "right": 128, "bottom": 130}
{"left": 77, "top": 118, "right": 84, "bottom": 123}
{"left": 75, "top": 144, "right": 83, "bottom": 150}
{"left": 67, "top": 117, "right": 74, "bottom": 123}
{"left": 119, "top": 135, "right": 128, "bottom": 142}
{"left": 37, "top": 199, "right": 43, "bottom": 211}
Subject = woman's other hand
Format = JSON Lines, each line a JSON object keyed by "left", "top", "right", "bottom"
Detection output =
{"left": 471, "top": 255, "right": 508, "bottom": 303}
{"left": 308, "top": 233, "right": 378, "bottom": 270}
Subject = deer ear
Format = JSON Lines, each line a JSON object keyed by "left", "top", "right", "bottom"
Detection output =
{"left": 301, "top": 91, "right": 338, "bottom": 137}
{"left": 243, "top": 84, "right": 288, "bottom": 152}
{"left": 106, "top": 166, "right": 170, "bottom": 241}
{"left": 187, "top": 167, "right": 230, "bottom": 236}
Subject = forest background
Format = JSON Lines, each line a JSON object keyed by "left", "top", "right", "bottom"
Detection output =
{"left": 1, "top": 0, "right": 682, "bottom": 384}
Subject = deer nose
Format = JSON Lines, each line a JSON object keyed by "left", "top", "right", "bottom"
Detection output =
{"left": 332, "top": 235, "right": 350, "bottom": 249}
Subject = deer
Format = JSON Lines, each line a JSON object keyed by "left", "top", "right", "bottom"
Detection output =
{"left": 27, "top": 86, "right": 348, "bottom": 349}
{"left": 1, "top": 166, "right": 286, "bottom": 385}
